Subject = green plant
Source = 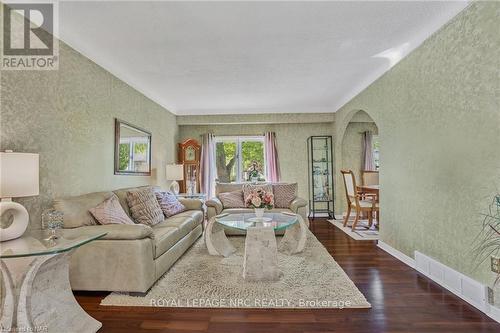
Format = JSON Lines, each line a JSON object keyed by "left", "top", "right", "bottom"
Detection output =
{"left": 473, "top": 194, "right": 500, "bottom": 284}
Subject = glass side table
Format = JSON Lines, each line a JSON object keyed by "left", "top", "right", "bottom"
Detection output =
{"left": 0, "top": 230, "right": 107, "bottom": 333}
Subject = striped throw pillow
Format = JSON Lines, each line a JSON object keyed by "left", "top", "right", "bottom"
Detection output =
{"left": 272, "top": 183, "right": 298, "bottom": 208}
{"left": 126, "top": 187, "right": 164, "bottom": 226}
{"left": 219, "top": 190, "right": 245, "bottom": 208}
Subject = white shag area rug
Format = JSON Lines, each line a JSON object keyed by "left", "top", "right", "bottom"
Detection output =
{"left": 101, "top": 231, "right": 370, "bottom": 309}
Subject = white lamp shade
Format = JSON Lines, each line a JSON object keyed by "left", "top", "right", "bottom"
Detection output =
{"left": 0, "top": 152, "right": 39, "bottom": 198}
{"left": 165, "top": 164, "right": 184, "bottom": 181}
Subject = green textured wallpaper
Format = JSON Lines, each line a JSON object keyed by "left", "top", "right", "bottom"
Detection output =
{"left": 334, "top": 1, "right": 500, "bottom": 284}
{"left": 0, "top": 26, "right": 178, "bottom": 230}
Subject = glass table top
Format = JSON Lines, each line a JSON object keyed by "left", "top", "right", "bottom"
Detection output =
{"left": 0, "top": 230, "right": 107, "bottom": 259}
{"left": 215, "top": 212, "right": 299, "bottom": 231}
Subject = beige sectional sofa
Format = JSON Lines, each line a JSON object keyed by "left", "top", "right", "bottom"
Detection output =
{"left": 205, "top": 182, "right": 308, "bottom": 235}
{"left": 53, "top": 186, "right": 203, "bottom": 293}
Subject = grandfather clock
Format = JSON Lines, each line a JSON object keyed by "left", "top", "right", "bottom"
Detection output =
{"left": 178, "top": 139, "right": 201, "bottom": 193}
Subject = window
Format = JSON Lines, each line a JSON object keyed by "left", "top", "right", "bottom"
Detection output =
{"left": 118, "top": 137, "right": 150, "bottom": 172}
{"left": 215, "top": 136, "right": 265, "bottom": 183}
{"left": 372, "top": 135, "right": 380, "bottom": 170}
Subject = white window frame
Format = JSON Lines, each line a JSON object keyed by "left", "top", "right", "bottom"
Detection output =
{"left": 372, "top": 134, "right": 380, "bottom": 170}
{"left": 214, "top": 135, "right": 266, "bottom": 183}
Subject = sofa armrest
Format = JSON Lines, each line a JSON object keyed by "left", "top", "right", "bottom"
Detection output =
{"left": 63, "top": 224, "right": 154, "bottom": 240}
{"left": 205, "top": 198, "right": 223, "bottom": 215}
{"left": 179, "top": 198, "right": 203, "bottom": 211}
{"left": 289, "top": 197, "right": 307, "bottom": 213}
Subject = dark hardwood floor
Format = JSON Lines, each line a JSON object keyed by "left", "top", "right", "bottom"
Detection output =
{"left": 75, "top": 218, "right": 500, "bottom": 332}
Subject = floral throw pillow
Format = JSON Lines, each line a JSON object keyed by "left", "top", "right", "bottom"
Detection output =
{"left": 155, "top": 191, "right": 186, "bottom": 218}
{"left": 89, "top": 194, "right": 135, "bottom": 225}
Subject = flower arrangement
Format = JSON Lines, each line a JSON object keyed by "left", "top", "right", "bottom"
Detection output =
{"left": 245, "top": 189, "right": 274, "bottom": 209}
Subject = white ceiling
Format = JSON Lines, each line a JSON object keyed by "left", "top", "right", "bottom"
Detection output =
{"left": 59, "top": 1, "right": 469, "bottom": 115}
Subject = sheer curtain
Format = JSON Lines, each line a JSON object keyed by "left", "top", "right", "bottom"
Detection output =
{"left": 200, "top": 133, "right": 216, "bottom": 198}
{"left": 362, "top": 131, "right": 375, "bottom": 171}
{"left": 264, "top": 132, "right": 281, "bottom": 182}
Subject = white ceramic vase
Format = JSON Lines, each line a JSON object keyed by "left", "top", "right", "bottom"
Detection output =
{"left": 254, "top": 208, "right": 265, "bottom": 221}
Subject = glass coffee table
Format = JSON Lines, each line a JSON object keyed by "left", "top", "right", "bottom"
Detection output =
{"left": 0, "top": 230, "right": 106, "bottom": 333}
{"left": 204, "top": 212, "right": 308, "bottom": 281}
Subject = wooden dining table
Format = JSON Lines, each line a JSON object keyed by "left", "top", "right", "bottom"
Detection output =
{"left": 357, "top": 184, "right": 380, "bottom": 198}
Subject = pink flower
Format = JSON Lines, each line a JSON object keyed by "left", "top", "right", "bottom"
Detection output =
{"left": 251, "top": 197, "right": 262, "bottom": 207}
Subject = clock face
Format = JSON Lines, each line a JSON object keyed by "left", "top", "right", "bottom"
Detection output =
{"left": 185, "top": 146, "right": 196, "bottom": 161}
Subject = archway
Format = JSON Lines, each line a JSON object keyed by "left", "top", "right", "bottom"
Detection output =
{"left": 335, "top": 110, "right": 380, "bottom": 230}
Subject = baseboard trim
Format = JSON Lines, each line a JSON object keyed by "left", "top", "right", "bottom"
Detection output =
{"left": 377, "top": 241, "right": 415, "bottom": 268}
{"left": 377, "top": 241, "right": 500, "bottom": 323}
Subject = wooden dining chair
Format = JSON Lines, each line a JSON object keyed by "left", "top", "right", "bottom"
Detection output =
{"left": 360, "top": 170, "right": 379, "bottom": 201}
{"left": 341, "top": 170, "right": 379, "bottom": 231}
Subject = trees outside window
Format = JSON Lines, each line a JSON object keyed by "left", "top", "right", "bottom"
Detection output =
{"left": 215, "top": 136, "right": 265, "bottom": 183}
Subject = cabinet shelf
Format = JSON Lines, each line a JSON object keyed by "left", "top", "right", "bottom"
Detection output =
{"left": 307, "top": 136, "right": 335, "bottom": 219}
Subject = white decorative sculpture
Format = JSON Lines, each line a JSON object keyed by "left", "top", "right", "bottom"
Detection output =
{"left": 0, "top": 151, "right": 39, "bottom": 241}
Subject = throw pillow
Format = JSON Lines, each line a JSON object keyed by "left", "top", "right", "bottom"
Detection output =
{"left": 219, "top": 190, "right": 245, "bottom": 208}
{"left": 126, "top": 187, "right": 164, "bottom": 226}
{"left": 242, "top": 183, "right": 273, "bottom": 207}
{"left": 273, "top": 183, "right": 298, "bottom": 208}
{"left": 89, "top": 194, "right": 135, "bottom": 225}
{"left": 155, "top": 191, "right": 186, "bottom": 218}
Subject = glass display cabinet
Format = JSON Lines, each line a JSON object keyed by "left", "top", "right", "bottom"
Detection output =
{"left": 307, "top": 136, "right": 335, "bottom": 219}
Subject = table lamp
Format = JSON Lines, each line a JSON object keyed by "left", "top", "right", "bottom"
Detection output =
{"left": 166, "top": 164, "right": 184, "bottom": 195}
{"left": 0, "top": 151, "right": 39, "bottom": 241}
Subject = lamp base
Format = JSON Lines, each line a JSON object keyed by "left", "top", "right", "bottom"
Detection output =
{"left": 0, "top": 200, "right": 29, "bottom": 242}
{"left": 169, "top": 181, "right": 180, "bottom": 195}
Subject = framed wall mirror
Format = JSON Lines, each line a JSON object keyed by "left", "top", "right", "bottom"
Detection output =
{"left": 114, "top": 119, "right": 152, "bottom": 175}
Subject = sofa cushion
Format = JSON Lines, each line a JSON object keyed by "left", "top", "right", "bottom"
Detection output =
{"left": 89, "top": 194, "right": 135, "bottom": 225}
{"left": 273, "top": 183, "right": 298, "bottom": 208}
{"left": 242, "top": 183, "right": 273, "bottom": 207}
{"left": 152, "top": 210, "right": 203, "bottom": 258}
{"left": 53, "top": 191, "right": 114, "bottom": 228}
{"left": 127, "top": 187, "right": 164, "bottom": 226}
{"left": 219, "top": 190, "right": 245, "bottom": 208}
{"left": 65, "top": 224, "right": 154, "bottom": 240}
{"left": 172, "top": 210, "right": 204, "bottom": 221}
{"left": 155, "top": 191, "right": 186, "bottom": 217}
{"left": 151, "top": 226, "right": 179, "bottom": 258}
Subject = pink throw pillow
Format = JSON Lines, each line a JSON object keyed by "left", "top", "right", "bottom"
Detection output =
{"left": 89, "top": 194, "right": 135, "bottom": 225}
